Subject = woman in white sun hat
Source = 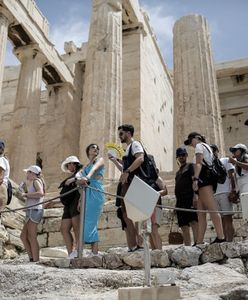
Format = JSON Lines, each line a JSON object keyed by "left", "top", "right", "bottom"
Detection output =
{"left": 229, "top": 144, "right": 248, "bottom": 194}
{"left": 20, "top": 165, "right": 45, "bottom": 262}
{"left": 59, "top": 156, "right": 83, "bottom": 258}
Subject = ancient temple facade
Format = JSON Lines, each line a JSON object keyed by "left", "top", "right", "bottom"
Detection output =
{"left": 0, "top": 0, "right": 247, "bottom": 189}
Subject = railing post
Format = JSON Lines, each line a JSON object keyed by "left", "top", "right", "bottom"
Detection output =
{"left": 78, "top": 186, "right": 86, "bottom": 258}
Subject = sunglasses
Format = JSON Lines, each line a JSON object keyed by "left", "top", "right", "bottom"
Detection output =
{"left": 90, "top": 145, "right": 99, "bottom": 150}
{"left": 119, "top": 131, "right": 125, "bottom": 137}
{"left": 177, "top": 153, "right": 186, "bottom": 158}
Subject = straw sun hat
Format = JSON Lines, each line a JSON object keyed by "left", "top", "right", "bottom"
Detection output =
{"left": 61, "top": 156, "right": 81, "bottom": 173}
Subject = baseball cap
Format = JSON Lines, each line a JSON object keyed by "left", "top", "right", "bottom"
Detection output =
{"left": 184, "top": 132, "right": 201, "bottom": 146}
{"left": 0, "top": 140, "right": 5, "bottom": 149}
{"left": 176, "top": 147, "right": 187, "bottom": 157}
{"left": 23, "top": 165, "right": 41, "bottom": 174}
{"left": 61, "top": 155, "right": 81, "bottom": 173}
{"left": 229, "top": 144, "right": 248, "bottom": 153}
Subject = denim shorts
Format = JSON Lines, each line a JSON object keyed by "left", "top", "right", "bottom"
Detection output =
{"left": 26, "top": 209, "right": 44, "bottom": 224}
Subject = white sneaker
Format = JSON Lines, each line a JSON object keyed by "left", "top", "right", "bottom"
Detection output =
{"left": 68, "top": 250, "right": 78, "bottom": 259}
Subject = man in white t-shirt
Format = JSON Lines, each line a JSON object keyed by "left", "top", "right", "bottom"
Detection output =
{"left": 108, "top": 124, "right": 144, "bottom": 252}
{"left": 0, "top": 140, "right": 10, "bottom": 213}
{"left": 211, "top": 144, "right": 236, "bottom": 242}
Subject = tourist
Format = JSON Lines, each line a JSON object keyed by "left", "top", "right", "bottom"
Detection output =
{"left": 211, "top": 144, "right": 236, "bottom": 242}
{"left": 108, "top": 124, "right": 144, "bottom": 252}
{"left": 174, "top": 147, "right": 198, "bottom": 246}
{"left": 229, "top": 144, "right": 248, "bottom": 194}
{"left": 20, "top": 165, "right": 45, "bottom": 262}
{"left": 58, "top": 156, "right": 82, "bottom": 258}
{"left": 77, "top": 144, "right": 105, "bottom": 255}
{"left": 0, "top": 140, "right": 10, "bottom": 214}
{"left": 150, "top": 171, "right": 167, "bottom": 250}
{"left": 184, "top": 132, "right": 225, "bottom": 244}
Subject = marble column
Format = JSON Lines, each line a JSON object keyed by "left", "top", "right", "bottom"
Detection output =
{"left": 173, "top": 15, "right": 224, "bottom": 155}
{"left": 42, "top": 82, "right": 81, "bottom": 191}
{"left": 0, "top": 7, "right": 13, "bottom": 102}
{"left": 10, "top": 44, "right": 45, "bottom": 183}
{"left": 79, "top": 0, "right": 122, "bottom": 179}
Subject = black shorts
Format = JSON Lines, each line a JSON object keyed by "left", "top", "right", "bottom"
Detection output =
{"left": 176, "top": 195, "right": 198, "bottom": 227}
{"left": 198, "top": 165, "right": 217, "bottom": 192}
{"left": 62, "top": 199, "right": 80, "bottom": 219}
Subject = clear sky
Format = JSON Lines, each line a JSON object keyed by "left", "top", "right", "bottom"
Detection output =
{"left": 5, "top": 0, "right": 248, "bottom": 69}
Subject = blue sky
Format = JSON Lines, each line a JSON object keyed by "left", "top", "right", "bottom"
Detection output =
{"left": 5, "top": 0, "right": 248, "bottom": 69}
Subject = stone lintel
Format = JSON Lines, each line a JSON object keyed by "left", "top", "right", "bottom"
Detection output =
{"left": 216, "top": 58, "right": 248, "bottom": 78}
{"left": 122, "top": 22, "right": 147, "bottom": 36}
{"left": 3, "top": 0, "right": 74, "bottom": 84}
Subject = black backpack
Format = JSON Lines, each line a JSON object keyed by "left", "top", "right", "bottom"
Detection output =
{"left": 203, "top": 145, "right": 227, "bottom": 184}
{"left": 127, "top": 142, "right": 158, "bottom": 185}
{"left": 7, "top": 180, "right": 13, "bottom": 205}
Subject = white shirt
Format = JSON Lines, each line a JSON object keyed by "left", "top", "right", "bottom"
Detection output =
{"left": 193, "top": 142, "right": 213, "bottom": 165}
{"left": 0, "top": 156, "right": 10, "bottom": 186}
{"left": 125, "top": 140, "right": 144, "bottom": 156}
{"left": 215, "top": 157, "right": 235, "bottom": 194}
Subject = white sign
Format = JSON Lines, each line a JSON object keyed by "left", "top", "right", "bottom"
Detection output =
{"left": 124, "top": 176, "right": 160, "bottom": 222}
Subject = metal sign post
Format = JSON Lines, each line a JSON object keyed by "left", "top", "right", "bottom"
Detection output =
{"left": 78, "top": 186, "right": 86, "bottom": 258}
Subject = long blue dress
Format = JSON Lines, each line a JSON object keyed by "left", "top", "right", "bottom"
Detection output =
{"left": 81, "top": 162, "right": 105, "bottom": 244}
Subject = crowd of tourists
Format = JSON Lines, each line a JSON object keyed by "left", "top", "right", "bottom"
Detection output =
{"left": 0, "top": 119, "right": 247, "bottom": 261}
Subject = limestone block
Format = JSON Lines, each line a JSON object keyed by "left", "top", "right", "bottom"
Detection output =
{"left": 220, "top": 242, "right": 240, "bottom": 258}
{"left": 0, "top": 240, "right": 3, "bottom": 258}
{"left": 98, "top": 227, "right": 126, "bottom": 250}
{"left": 54, "top": 258, "right": 71, "bottom": 268}
{"left": 40, "top": 247, "right": 68, "bottom": 258}
{"left": 43, "top": 217, "right": 61, "bottom": 233}
{"left": 103, "top": 253, "right": 123, "bottom": 269}
{"left": 200, "top": 244, "right": 225, "bottom": 264}
{"left": 238, "top": 240, "right": 248, "bottom": 257}
{"left": 37, "top": 233, "right": 48, "bottom": 248}
{"left": 1, "top": 211, "right": 25, "bottom": 230}
{"left": 43, "top": 208, "right": 63, "bottom": 218}
{"left": 118, "top": 286, "right": 181, "bottom": 300}
{"left": 0, "top": 224, "right": 9, "bottom": 243}
{"left": 71, "top": 256, "right": 103, "bottom": 268}
{"left": 3, "top": 244, "right": 18, "bottom": 259}
{"left": 150, "top": 250, "right": 171, "bottom": 268}
{"left": 122, "top": 252, "right": 144, "bottom": 268}
{"left": 6, "top": 228, "right": 24, "bottom": 250}
{"left": 225, "top": 258, "right": 246, "bottom": 274}
{"left": 48, "top": 232, "right": 64, "bottom": 247}
{"left": 170, "top": 246, "right": 201, "bottom": 268}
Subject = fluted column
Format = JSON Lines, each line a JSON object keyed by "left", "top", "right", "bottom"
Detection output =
{"left": 0, "top": 7, "right": 13, "bottom": 102}
{"left": 79, "top": 0, "right": 122, "bottom": 179}
{"left": 10, "top": 44, "right": 45, "bottom": 183}
{"left": 173, "top": 15, "right": 224, "bottom": 154}
{"left": 42, "top": 83, "right": 81, "bottom": 190}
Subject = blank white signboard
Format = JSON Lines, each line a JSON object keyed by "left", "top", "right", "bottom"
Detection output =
{"left": 124, "top": 175, "right": 160, "bottom": 222}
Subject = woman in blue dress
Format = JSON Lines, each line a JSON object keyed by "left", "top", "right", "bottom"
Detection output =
{"left": 79, "top": 144, "right": 105, "bottom": 255}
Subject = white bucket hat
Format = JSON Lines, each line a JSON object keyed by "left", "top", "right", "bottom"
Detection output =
{"left": 23, "top": 165, "right": 41, "bottom": 175}
{"left": 61, "top": 156, "right": 81, "bottom": 173}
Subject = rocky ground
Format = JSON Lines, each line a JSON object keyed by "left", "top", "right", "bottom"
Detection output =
{"left": 1, "top": 251, "right": 248, "bottom": 300}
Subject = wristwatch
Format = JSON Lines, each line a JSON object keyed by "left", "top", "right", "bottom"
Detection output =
{"left": 193, "top": 177, "right": 199, "bottom": 181}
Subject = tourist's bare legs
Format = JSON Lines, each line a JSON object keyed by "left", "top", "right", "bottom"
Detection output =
{"left": 198, "top": 186, "right": 224, "bottom": 242}
{"left": 60, "top": 219, "right": 73, "bottom": 254}
{"left": 27, "top": 221, "right": 39, "bottom": 261}
{"left": 71, "top": 215, "right": 80, "bottom": 249}
{"left": 222, "top": 215, "right": 234, "bottom": 242}
{"left": 20, "top": 222, "right": 33, "bottom": 260}
{"left": 181, "top": 225, "right": 191, "bottom": 246}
